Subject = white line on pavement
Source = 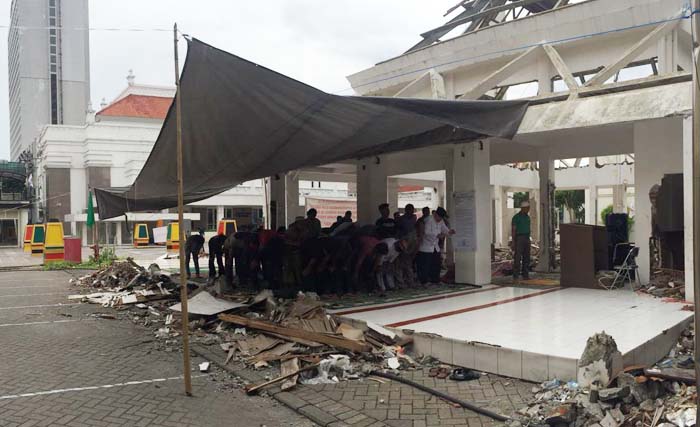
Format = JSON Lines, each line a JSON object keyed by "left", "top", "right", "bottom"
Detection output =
{"left": 0, "top": 285, "right": 65, "bottom": 290}
{"left": 0, "top": 375, "right": 209, "bottom": 400}
{"left": 0, "top": 292, "right": 66, "bottom": 298}
{"left": 0, "top": 319, "right": 80, "bottom": 327}
{"left": 0, "top": 303, "right": 79, "bottom": 310}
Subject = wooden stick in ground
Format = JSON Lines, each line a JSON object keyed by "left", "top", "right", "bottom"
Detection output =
{"left": 245, "top": 363, "right": 319, "bottom": 395}
{"left": 218, "top": 314, "right": 372, "bottom": 353}
{"left": 173, "top": 22, "right": 192, "bottom": 397}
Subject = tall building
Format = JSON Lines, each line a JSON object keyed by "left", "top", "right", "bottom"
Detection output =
{"left": 8, "top": 0, "right": 90, "bottom": 161}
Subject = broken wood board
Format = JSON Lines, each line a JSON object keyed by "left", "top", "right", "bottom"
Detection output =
{"left": 336, "top": 323, "right": 365, "bottom": 341}
{"left": 170, "top": 292, "right": 246, "bottom": 316}
{"left": 644, "top": 367, "right": 696, "bottom": 384}
{"left": 250, "top": 342, "right": 298, "bottom": 363}
{"left": 262, "top": 331, "right": 323, "bottom": 348}
{"left": 219, "top": 314, "right": 372, "bottom": 353}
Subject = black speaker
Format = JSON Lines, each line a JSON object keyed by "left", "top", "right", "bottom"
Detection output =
{"left": 606, "top": 213, "right": 628, "bottom": 245}
{"left": 656, "top": 174, "right": 684, "bottom": 232}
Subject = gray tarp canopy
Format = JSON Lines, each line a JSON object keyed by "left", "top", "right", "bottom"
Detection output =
{"left": 95, "top": 38, "right": 529, "bottom": 220}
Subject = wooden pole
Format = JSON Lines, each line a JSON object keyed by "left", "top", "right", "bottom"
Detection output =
{"left": 174, "top": 23, "right": 192, "bottom": 396}
{"left": 691, "top": 0, "right": 700, "bottom": 420}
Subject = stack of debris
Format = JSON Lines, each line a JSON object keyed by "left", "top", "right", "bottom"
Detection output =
{"left": 510, "top": 330, "right": 697, "bottom": 427}
{"left": 215, "top": 292, "right": 414, "bottom": 393}
{"left": 492, "top": 243, "right": 542, "bottom": 277}
{"left": 69, "top": 260, "right": 192, "bottom": 307}
{"left": 640, "top": 269, "right": 686, "bottom": 300}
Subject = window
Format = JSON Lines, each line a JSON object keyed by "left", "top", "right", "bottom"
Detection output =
{"left": 224, "top": 207, "right": 234, "bottom": 219}
{"left": 206, "top": 208, "right": 216, "bottom": 231}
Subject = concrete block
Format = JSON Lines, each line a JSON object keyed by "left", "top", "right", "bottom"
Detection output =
{"left": 431, "top": 337, "right": 454, "bottom": 364}
{"left": 497, "top": 347, "right": 523, "bottom": 379}
{"left": 522, "top": 351, "right": 549, "bottom": 382}
{"left": 473, "top": 343, "right": 498, "bottom": 374}
{"left": 453, "top": 341, "right": 476, "bottom": 369}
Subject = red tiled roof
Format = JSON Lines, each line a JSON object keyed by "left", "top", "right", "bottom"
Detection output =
{"left": 97, "top": 94, "right": 172, "bottom": 119}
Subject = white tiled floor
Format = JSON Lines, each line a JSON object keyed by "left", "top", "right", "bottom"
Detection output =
{"left": 339, "top": 286, "right": 693, "bottom": 360}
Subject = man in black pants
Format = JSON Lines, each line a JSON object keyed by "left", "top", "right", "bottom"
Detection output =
{"left": 185, "top": 229, "right": 206, "bottom": 278}
{"left": 208, "top": 232, "right": 226, "bottom": 279}
{"left": 416, "top": 207, "right": 454, "bottom": 285}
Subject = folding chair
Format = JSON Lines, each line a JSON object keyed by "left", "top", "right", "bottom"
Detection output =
{"left": 605, "top": 244, "right": 641, "bottom": 290}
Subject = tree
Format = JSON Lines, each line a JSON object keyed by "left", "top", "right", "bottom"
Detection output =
{"left": 512, "top": 192, "right": 529, "bottom": 208}
{"left": 555, "top": 190, "right": 585, "bottom": 223}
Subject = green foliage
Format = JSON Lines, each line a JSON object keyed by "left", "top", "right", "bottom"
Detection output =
{"left": 600, "top": 205, "right": 614, "bottom": 224}
{"left": 512, "top": 192, "right": 529, "bottom": 208}
{"left": 555, "top": 189, "right": 585, "bottom": 223}
{"left": 43, "top": 246, "right": 118, "bottom": 271}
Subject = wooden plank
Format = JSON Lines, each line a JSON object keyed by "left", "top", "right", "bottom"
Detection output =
{"left": 542, "top": 44, "right": 578, "bottom": 96}
{"left": 218, "top": 314, "right": 372, "bottom": 353}
{"left": 584, "top": 19, "right": 680, "bottom": 88}
{"left": 458, "top": 46, "right": 538, "bottom": 100}
{"left": 644, "top": 367, "right": 696, "bottom": 384}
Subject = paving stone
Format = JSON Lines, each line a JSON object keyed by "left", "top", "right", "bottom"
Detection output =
{"left": 299, "top": 404, "right": 339, "bottom": 426}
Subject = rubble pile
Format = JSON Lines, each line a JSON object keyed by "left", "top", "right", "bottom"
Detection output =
{"left": 68, "top": 260, "right": 191, "bottom": 307}
{"left": 492, "top": 243, "right": 542, "bottom": 277}
{"left": 510, "top": 330, "right": 698, "bottom": 427}
{"left": 640, "top": 269, "right": 686, "bottom": 300}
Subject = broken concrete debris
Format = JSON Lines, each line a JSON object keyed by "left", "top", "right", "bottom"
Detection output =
{"left": 509, "top": 327, "right": 697, "bottom": 427}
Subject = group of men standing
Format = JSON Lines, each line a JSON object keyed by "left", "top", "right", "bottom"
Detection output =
{"left": 182, "top": 198, "right": 532, "bottom": 291}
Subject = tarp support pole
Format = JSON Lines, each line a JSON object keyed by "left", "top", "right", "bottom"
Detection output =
{"left": 691, "top": 0, "right": 700, "bottom": 420}
{"left": 174, "top": 22, "right": 193, "bottom": 397}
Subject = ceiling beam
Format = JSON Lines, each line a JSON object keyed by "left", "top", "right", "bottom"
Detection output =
{"left": 393, "top": 71, "right": 431, "bottom": 97}
{"left": 542, "top": 44, "right": 578, "bottom": 98}
{"left": 584, "top": 18, "right": 680, "bottom": 88}
{"left": 458, "top": 46, "right": 538, "bottom": 100}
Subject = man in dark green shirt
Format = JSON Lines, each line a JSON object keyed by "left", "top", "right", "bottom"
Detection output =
{"left": 511, "top": 201, "right": 531, "bottom": 280}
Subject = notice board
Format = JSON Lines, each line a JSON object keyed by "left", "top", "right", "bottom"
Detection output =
{"left": 453, "top": 191, "right": 476, "bottom": 252}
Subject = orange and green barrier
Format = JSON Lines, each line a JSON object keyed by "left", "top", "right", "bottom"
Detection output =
{"left": 166, "top": 222, "right": 179, "bottom": 253}
{"left": 23, "top": 224, "right": 33, "bottom": 253}
{"left": 30, "top": 224, "right": 45, "bottom": 256}
{"left": 134, "top": 223, "right": 149, "bottom": 247}
{"left": 217, "top": 219, "right": 238, "bottom": 236}
{"left": 43, "top": 222, "right": 65, "bottom": 263}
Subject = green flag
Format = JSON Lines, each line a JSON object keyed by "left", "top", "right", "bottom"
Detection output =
{"left": 87, "top": 190, "right": 95, "bottom": 228}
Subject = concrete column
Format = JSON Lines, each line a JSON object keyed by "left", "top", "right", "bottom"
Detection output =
{"left": 453, "top": 143, "right": 491, "bottom": 285}
{"left": 387, "top": 177, "right": 399, "bottom": 214}
{"left": 536, "top": 151, "right": 555, "bottom": 272}
{"left": 529, "top": 189, "right": 540, "bottom": 242}
{"left": 268, "top": 173, "right": 302, "bottom": 229}
{"left": 657, "top": 30, "right": 678, "bottom": 75}
{"left": 356, "top": 161, "right": 388, "bottom": 225}
{"left": 494, "top": 185, "right": 505, "bottom": 247}
{"left": 70, "top": 221, "right": 77, "bottom": 236}
{"left": 585, "top": 185, "right": 597, "bottom": 225}
{"left": 115, "top": 222, "right": 122, "bottom": 246}
{"left": 81, "top": 223, "right": 88, "bottom": 247}
{"left": 634, "top": 118, "right": 683, "bottom": 285}
{"left": 612, "top": 184, "right": 626, "bottom": 214}
{"left": 683, "top": 116, "right": 694, "bottom": 301}
{"left": 216, "top": 206, "right": 225, "bottom": 221}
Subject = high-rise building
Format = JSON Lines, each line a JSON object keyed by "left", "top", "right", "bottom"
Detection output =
{"left": 8, "top": 0, "right": 90, "bottom": 160}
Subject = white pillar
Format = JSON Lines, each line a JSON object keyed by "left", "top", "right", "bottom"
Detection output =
{"left": 216, "top": 205, "right": 225, "bottom": 221}
{"left": 453, "top": 143, "right": 491, "bottom": 285}
{"left": 585, "top": 185, "right": 597, "bottom": 225}
{"left": 81, "top": 223, "right": 88, "bottom": 247}
{"left": 387, "top": 177, "right": 399, "bottom": 214}
{"left": 356, "top": 160, "right": 388, "bottom": 225}
{"left": 70, "top": 220, "right": 77, "bottom": 236}
{"left": 612, "top": 184, "right": 626, "bottom": 214}
{"left": 494, "top": 185, "right": 505, "bottom": 247}
{"left": 268, "top": 173, "right": 301, "bottom": 229}
{"left": 536, "top": 151, "right": 555, "bottom": 272}
{"left": 683, "top": 116, "right": 694, "bottom": 301}
{"left": 115, "top": 222, "right": 122, "bottom": 246}
{"left": 634, "top": 118, "right": 683, "bottom": 285}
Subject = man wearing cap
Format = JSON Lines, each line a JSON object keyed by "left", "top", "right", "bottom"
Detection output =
{"left": 417, "top": 207, "right": 455, "bottom": 285}
{"left": 511, "top": 201, "right": 531, "bottom": 280}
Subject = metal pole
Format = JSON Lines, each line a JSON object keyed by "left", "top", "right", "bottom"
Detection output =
{"left": 691, "top": 0, "right": 700, "bottom": 420}
{"left": 174, "top": 23, "right": 192, "bottom": 397}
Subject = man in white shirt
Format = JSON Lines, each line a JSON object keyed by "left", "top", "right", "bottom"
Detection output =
{"left": 417, "top": 207, "right": 454, "bottom": 285}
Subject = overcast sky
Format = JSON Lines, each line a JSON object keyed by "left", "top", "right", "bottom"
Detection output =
{"left": 0, "top": 0, "right": 453, "bottom": 160}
